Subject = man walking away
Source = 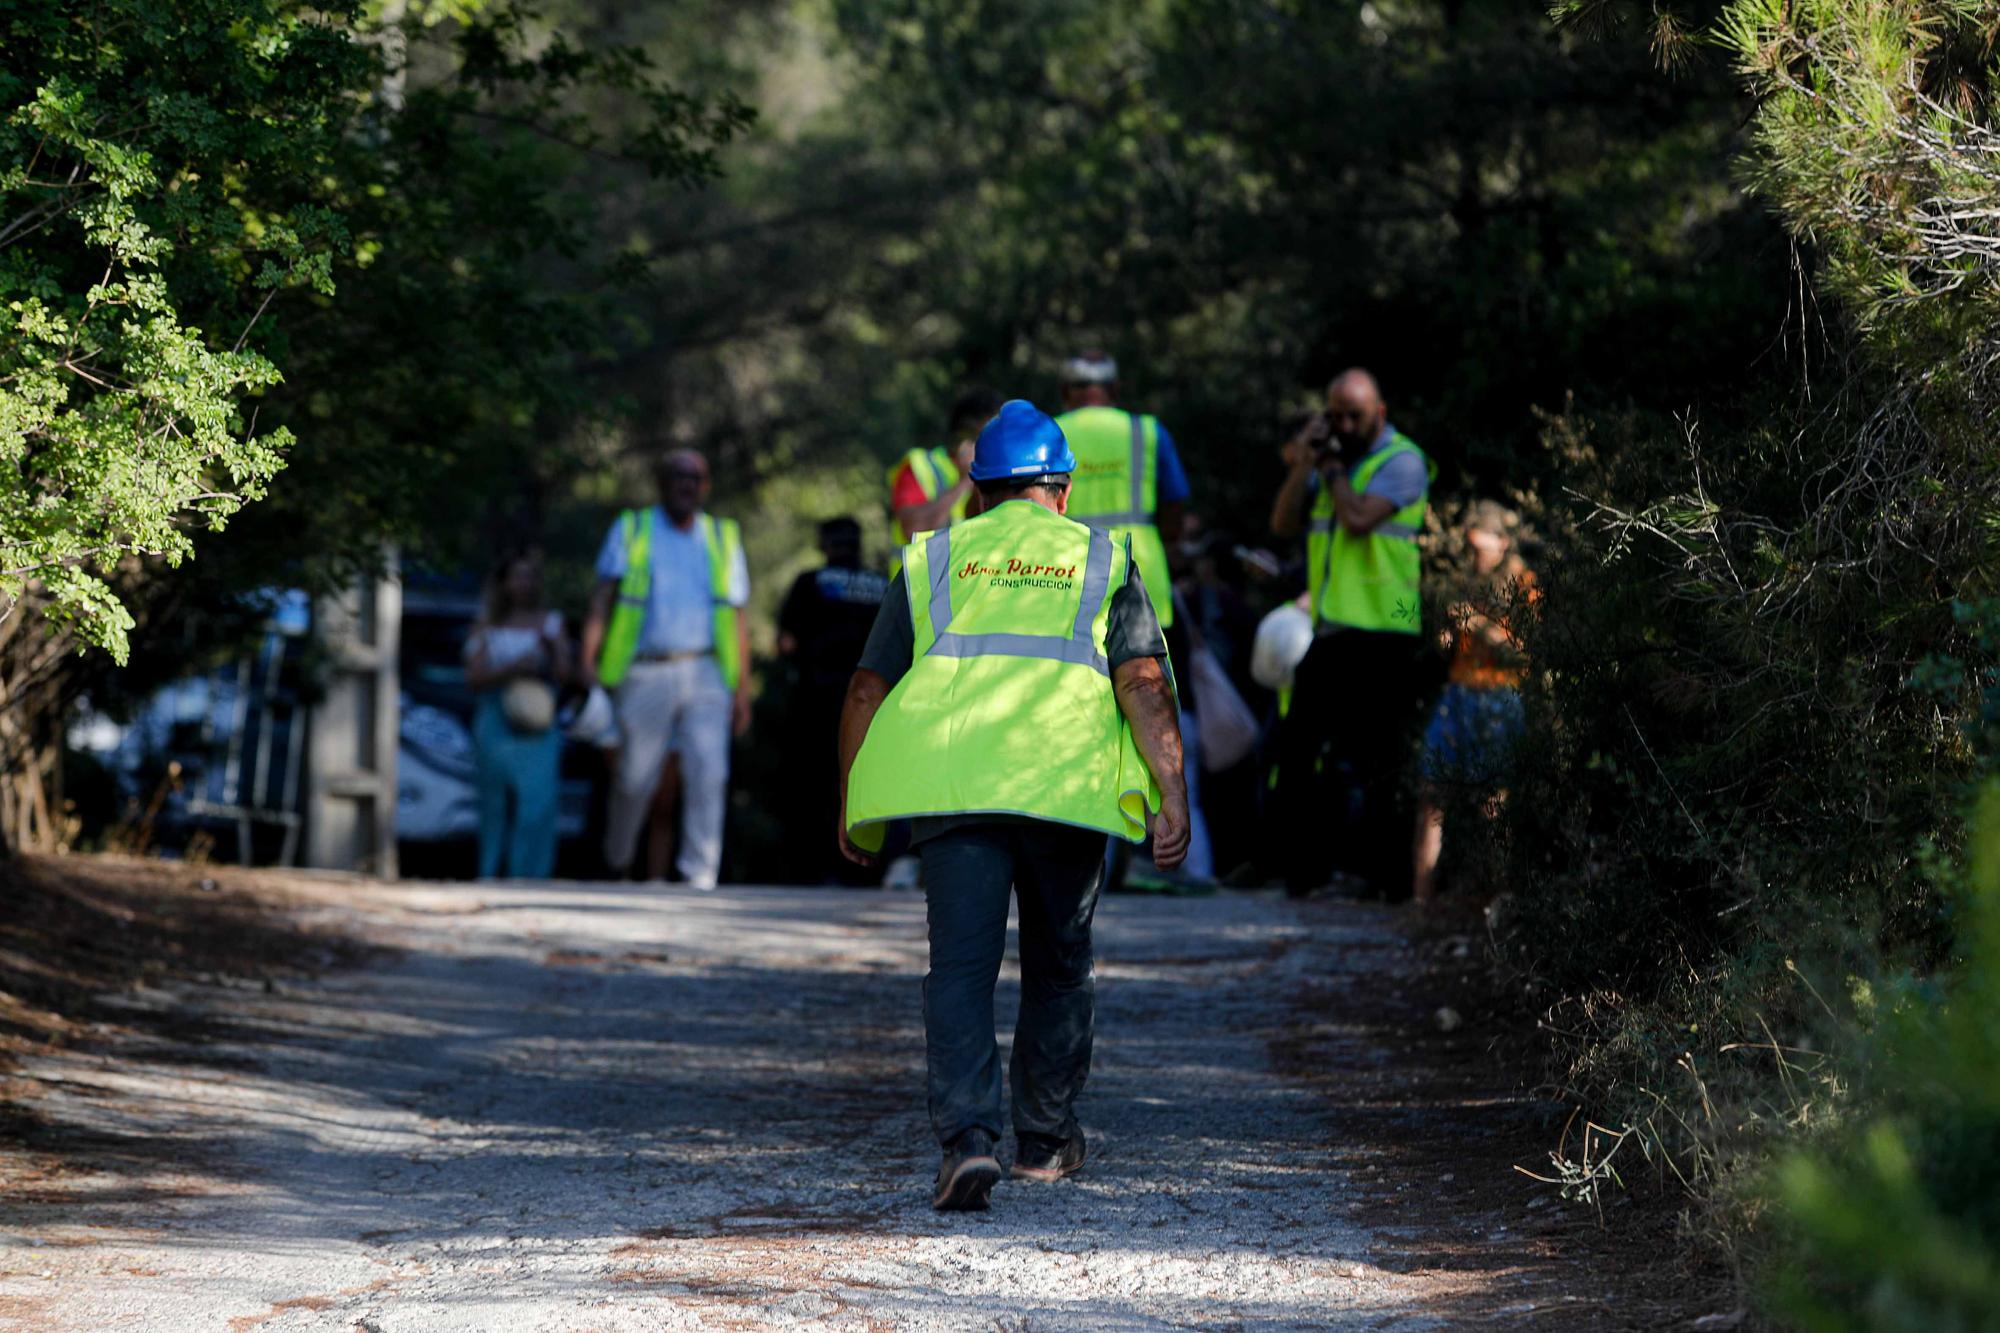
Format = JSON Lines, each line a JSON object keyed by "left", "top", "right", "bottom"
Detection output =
{"left": 838, "top": 400, "right": 1189, "bottom": 1212}
{"left": 777, "top": 517, "right": 888, "bottom": 884}
{"left": 1054, "top": 352, "right": 1190, "bottom": 628}
{"left": 582, "top": 449, "right": 751, "bottom": 889}
{"left": 885, "top": 387, "right": 1006, "bottom": 574}
{"left": 1268, "top": 368, "right": 1432, "bottom": 898}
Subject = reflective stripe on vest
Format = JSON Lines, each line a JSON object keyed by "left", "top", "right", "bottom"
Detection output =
{"left": 701, "top": 514, "right": 744, "bottom": 693}
{"left": 919, "top": 524, "right": 1115, "bottom": 674}
{"left": 845, "top": 500, "right": 1161, "bottom": 853}
{"left": 1305, "top": 435, "right": 1428, "bottom": 635}
{"left": 1055, "top": 405, "right": 1175, "bottom": 627}
{"left": 596, "top": 508, "right": 743, "bottom": 691}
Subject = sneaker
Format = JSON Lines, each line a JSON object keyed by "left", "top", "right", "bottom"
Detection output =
{"left": 1011, "top": 1128, "right": 1086, "bottom": 1183}
{"left": 932, "top": 1129, "right": 1002, "bottom": 1211}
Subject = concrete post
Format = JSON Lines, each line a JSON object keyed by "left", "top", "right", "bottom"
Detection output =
{"left": 304, "top": 558, "right": 401, "bottom": 877}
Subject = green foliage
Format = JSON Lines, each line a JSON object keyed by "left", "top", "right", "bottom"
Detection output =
{"left": 0, "top": 0, "right": 369, "bottom": 659}
{"left": 1722, "top": 0, "right": 2000, "bottom": 364}
{"left": 1482, "top": 0, "right": 2000, "bottom": 1311}
{"left": 589, "top": 0, "right": 1786, "bottom": 558}
{"left": 1772, "top": 777, "right": 2000, "bottom": 1330}
{"left": 0, "top": 0, "right": 751, "bottom": 736}
{"left": 210, "top": 3, "right": 754, "bottom": 593}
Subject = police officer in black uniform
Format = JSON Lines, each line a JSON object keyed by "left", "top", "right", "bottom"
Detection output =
{"left": 777, "top": 517, "right": 890, "bottom": 882}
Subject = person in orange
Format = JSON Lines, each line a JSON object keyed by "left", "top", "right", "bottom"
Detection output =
{"left": 1412, "top": 501, "right": 1535, "bottom": 904}
{"left": 886, "top": 388, "right": 1005, "bottom": 568}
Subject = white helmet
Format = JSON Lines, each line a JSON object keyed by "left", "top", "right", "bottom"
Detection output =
{"left": 1250, "top": 601, "right": 1315, "bottom": 692}
{"left": 560, "top": 685, "right": 620, "bottom": 748}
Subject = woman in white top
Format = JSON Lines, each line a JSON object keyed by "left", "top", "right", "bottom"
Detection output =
{"left": 464, "top": 552, "right": 573, "bottom": 878}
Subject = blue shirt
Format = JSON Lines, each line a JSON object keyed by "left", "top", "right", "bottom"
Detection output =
{"left": 1358, "top": 423, "right": 1427, "bottom": 508}
{"left": 594, "top": 507, "right": 750, "bottom": 656}
{"left": 1154, "top": 422, "right": 1191, "bottom": 506}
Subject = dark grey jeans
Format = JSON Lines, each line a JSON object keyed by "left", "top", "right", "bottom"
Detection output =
{"left": 918, "top": 820, "right": 1104, "bottom": 1148}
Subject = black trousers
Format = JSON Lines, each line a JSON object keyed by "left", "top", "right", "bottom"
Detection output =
{"left": 918, "top": 821, "right": 1104, "bottom": 1147}
{"left": 787, "top": 678, "right": 877, "bottom": 885}
{"left": 1272, "top": 629, "right": 1426, "bottom": 894}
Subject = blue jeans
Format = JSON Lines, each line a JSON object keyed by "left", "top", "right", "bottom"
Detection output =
{"left": 919, "top": 821, "right": 1104, "bottom": 1148}
{"left": 472, "top": 693, "right": 562, "bottom": 879}
{"left": 1419, "top": 684, "right": 1525, "bottom": 786}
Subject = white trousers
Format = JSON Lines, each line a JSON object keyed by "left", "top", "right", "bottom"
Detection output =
{"left": 603, "top": 657, "right": 732, "bottom": 887}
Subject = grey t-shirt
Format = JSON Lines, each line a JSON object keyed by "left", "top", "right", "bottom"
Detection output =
{"left": 855, "top": 562, "right": 1168, "bottom": 843}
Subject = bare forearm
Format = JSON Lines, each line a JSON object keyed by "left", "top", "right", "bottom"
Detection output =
{"left": 1270, "top": 460, "right": 1314, "bottom": 538}
{"left": 896, "top": 478, "right": 973, "bottom": 535}
{"left": 1332, "top": 476, "right": 1394, "bottom": 536}
{"left": 580, "top": 582, "right": 614, "bottom": 682}
{"left": 838, "top": 669, "right": 890, "bottom": 798}
{"left": 1113, "top": 657, "right": 1185, "bottom": 798}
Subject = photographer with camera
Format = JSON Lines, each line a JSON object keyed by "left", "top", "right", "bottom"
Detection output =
{"left": 1268, "top": 368, "right": 1432, "bottom": 899}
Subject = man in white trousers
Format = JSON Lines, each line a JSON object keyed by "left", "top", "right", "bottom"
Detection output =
{"left": 581, "top": 449, "right": 751, "bottom": 888}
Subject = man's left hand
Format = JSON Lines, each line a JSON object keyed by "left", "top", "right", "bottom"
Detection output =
{"left": 732, "top": 692, "right": 752, "bottom": 737}
{"left": 837, "top": 808, "right": 876, "bottom": 866}
{"left": 1149, "top": 789, "right": 1192, "bottom": 872}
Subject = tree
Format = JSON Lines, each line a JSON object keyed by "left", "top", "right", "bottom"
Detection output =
{"left": 1468, "top": 2, "right": 2000, "bottom": 1305}
{"left": 0, "top": 0, "right": 750, "bottom": 850}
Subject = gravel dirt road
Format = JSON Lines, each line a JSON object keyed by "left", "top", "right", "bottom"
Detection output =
{"left": 0, "top": 878, "right": 1557, "bottom": 1330}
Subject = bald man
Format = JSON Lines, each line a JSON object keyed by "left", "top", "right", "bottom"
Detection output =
{"left": 582, "top": 448, "right": 752, "bottom": 886}
{"left": 1269, "top": 369, "right": 1432, "bottom": 898}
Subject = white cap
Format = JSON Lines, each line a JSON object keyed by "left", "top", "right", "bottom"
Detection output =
{"left": 1060, "top": 353, "right": 1118, "bottom": 385}
{"left": 561, "top": 685, "right": 621, "bottom": 748}
{"left": 1250, "top": 603, "right": 1315, "bottom": 692}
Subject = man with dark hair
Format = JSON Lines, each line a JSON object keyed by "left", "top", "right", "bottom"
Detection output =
{"left": 777, "top": 517, "right": 889, "bottom": 884}
{"left": 885, "top": 387, "right": 1007, "bottom": 573}
{"left": 838, "top": 400, "right": 1189, "bottom": 1211}
{"left": 1269, "top": 368, "right": 1433, "bottom": 897}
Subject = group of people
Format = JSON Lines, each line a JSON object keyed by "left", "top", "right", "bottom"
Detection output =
{"left": 460, "top": 356, "right": 1532, "bottom": 909}
{"left": 1266, "top": 368, "right": 1534, "bottom": 905}
{"left": 463, "top": 447, "right": 751, "bottom": 888}
{"left": 456, "top": 360, "right": 1532, "bottom": 1212}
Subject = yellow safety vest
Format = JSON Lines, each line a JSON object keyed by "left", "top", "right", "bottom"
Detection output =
{"left": 845, "top": 500, "right": 1163, "bottom": 853}
{"left": 1307, "top": 434, "right": 1429, "bottom": 635}
{"left": 597, "top": 508, "right": 743, "bottom": 691}
{"left": 887, "top": 446, "right": 969, "bottom": 576}
{"left": 1055, "top": 405, "right": 1176, "bottom": 627}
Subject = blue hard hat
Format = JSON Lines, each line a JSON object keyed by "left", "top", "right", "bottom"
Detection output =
{"left": 969, "top": 399, "right": 1077, "bottom": 482}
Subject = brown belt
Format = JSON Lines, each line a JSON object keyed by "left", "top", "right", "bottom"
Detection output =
{"left": 631, "top": 649, "right": 712, "bottom": 665}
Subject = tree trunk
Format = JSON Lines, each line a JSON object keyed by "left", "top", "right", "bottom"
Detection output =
{"left": 0, "top": 592, "right": 85, "bottom": 858}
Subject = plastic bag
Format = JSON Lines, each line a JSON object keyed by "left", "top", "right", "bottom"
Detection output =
{"left": 1190, "top": 647, "right": 1259, "bottom": 772}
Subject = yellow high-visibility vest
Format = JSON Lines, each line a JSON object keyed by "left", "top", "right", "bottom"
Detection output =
{"left": 845, "top": 499, "right": 1164, "bottom": 853}
{"left": 598, "top": 508, "right": 743, "bottom": 690}
{"left": 1055, "top": 405, "right": 1175, "bottom": 627}
{"left": 886, "top": 446, "right": 969, "bottom": 576}
{"left": 1307, "top": 434, "right": 1429, "bottom": 635}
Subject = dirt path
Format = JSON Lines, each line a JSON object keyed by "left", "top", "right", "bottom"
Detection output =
{"left": 0, "top": 879, "right": 1592, "bottom": 1330}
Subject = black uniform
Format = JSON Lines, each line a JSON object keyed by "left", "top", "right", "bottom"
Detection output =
{"left": 778, "top": 561, "right": 888, "bottom": 882}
